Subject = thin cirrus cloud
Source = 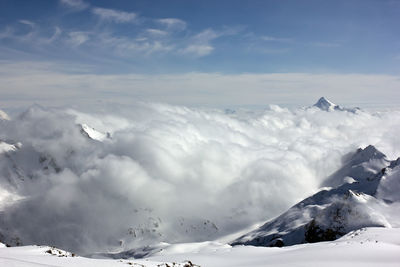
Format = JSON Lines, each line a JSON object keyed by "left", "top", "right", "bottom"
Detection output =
{"left": 47, "top": 27, "right": 62, "bottom": 43}
{"left": 180, "top": 44, "right": 214, "bottom": 57}
{"left": 180, "top": 28, "right": 240, "bottom": 57}
{"left": 59, "top": 0, "right": 89, "bottom": 10}
{"left": 157, "top": 18, "right": 187, "bottom": 31}
{"left": 310, "top": 41, "right": 342, "bottom": 48}
{"left": 68, "top": 31, "right": 90, "bottom": 46}
{"left": 145, "top": 28, "right": 168, "bottom": 37}
{"left": 18, "top": 20, "right": 36, "bottom": 28}
{"left": 1, "top": 2, "right": 228, "bottom": 58}
{"left": 91, "top": 7, "right": 137, "bottom": 23}
{"left": 179, "top": 29, "right": 222, "bottom": 57}
{"left": 261, "top": 35, "right": 293, "bottom": 42}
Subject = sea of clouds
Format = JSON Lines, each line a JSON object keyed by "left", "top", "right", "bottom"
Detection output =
{"left": 1, "top": 101, "right": 400, "bottom": 254}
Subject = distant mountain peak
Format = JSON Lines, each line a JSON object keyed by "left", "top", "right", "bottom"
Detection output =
{"left": 79, "top": 123, "right": 111, "bottom": 142}
{"left": 0, "top": 109, "right": 10, "bottom": 120}
{"left": 312, "top": 97, "right": 360, "bottom": 113}
{"left": 313, "top": 97, "right": 339, "bottom": 111}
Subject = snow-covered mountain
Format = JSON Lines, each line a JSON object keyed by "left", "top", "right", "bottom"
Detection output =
{"left": 0, "top": 109, "right": 10, "bottom": 121}
{"left": 79, "top": 123, "right": 111, "bottom": 141}
{"left": 231, "top": 145, "right": 400, "bottom": 247}
{"left": 312, "top": 97, "right": 360, "bottom": 113}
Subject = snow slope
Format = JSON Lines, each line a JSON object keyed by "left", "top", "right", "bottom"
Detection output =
{"left": 231, "top": 145, "right": 400, "bottom": 247}
{"left": 0, "top": 243, "right": 198, "bottom": 267}
{"left": 149, "top": 227, "right": 400, "bottom": 267}
{"left": 1, "top": 227, "right": 399, "bottom": 267}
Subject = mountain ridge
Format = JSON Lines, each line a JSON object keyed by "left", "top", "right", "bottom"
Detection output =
{"left": 231, "top": 145, "right": 400, "bottom": 247}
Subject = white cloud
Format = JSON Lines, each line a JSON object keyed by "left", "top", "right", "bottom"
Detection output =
{"left": 193, "top": 28, "right": 220, "bottom": 42}
{"left": 261, "top": 35, "right": 292, "bottom": 42}
{"left": 157, "top": 18, "right": 187, "bottom": 31}
{"left": 68, "top": 31, "right": 89, "bottom": 46}
{"left": 145, "top": 28, "right": 168, "bottom": 37}
{"left": 180, "top": 27, "right": 240, "bottom": 57}
{"left": 59, "top": 0, "right": 89, "bottom": 10}
{"left": 1, "top": 101, "right": 400, "bottom": 254}
{"left": 179, "top": 29, "right": 220, "bottom": 57}
{"left": 96, "top": 33, "right": 174, "bottom": 56}
{"left": 18, "top": 20, "right": 36, "bottom": 28}
{"left": 92, "top": 7, "right": 137, "bottom": 23}
{"left": 1, "top": 62, "right": 400, "bottom": 110}
{"left": 180, "top": 44, "right": 214, "bottom": 57}
{"left": 47, "top": 26, "right": 62, "bottom": 43}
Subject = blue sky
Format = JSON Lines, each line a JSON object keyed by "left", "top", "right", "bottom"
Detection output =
{"left": 0, "top": 0, "right": 400, "bottom": 108}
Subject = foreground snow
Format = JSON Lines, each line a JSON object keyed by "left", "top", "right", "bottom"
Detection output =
{"left": 1, "top": 227, "right": 399, "bottom": 266}
{"left": 149, "top": 227, "right": 400, "bottom": 266}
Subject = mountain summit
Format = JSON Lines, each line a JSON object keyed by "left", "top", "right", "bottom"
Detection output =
{"left": 0, "top": 109, "right": 10, "bottom": 120}
{"left": 312, "top": 97, "right": 359, "bottom": 113}
{"left": 313, "top": 97, "right": 339, "bottom": 111}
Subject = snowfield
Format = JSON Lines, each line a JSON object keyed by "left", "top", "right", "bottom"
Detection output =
{"left": 1, "top": 227, "right": 400, "bottom": 266}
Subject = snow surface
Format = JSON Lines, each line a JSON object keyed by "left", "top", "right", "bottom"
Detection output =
{"left": 150, "top": 228, "right": 400, "bottom": 267}
{"left": 0, "top": 243, "right": 197, "bottom": 267}
{"left": 0, "top": 227, "right": 399, "bottom": 267}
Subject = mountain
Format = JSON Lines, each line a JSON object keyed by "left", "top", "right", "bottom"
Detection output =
{"left": 0, "top": 109, "right": 10, "bottom": 121}
{"left": 312, "top": 97, "right": 360, "bottom": 113}
{"left": 0, "top": 140, "right": 21, "bottom": 154}
{"left": 231, "top": 145, "right": 400, "bottom": 247}
{"left": 79, "top": 123, "right": 111, "bottom": 141}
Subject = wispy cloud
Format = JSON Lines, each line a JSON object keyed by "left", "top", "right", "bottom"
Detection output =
{"left": 0, "top": 20, "right": 37, "bottom": 42}
{"left": 157, "top": 18, "right": 187, "bottom": 31}
{"left": 180, "top": 44, "right": 214, "bottom": 57}
{"left": 91, "top": 7, "right": 137, "bottom": 23}
{"left": 180, "top": 28, "right": 239, "bottom": 57}
{"left": 310, "top": 42, "right": 342, "bottom": 48}
{"left": 18, "top": 20, "right": 36, "bottom": 28}
{"left": 192, "top": 28, "right": 220, "bottom": 43}
{"left": 261, "top": 35, "right": 293, "bottom": 43}
{"left": 59, "top": 0, "right": 89, "bottom": 11}
{"left": 145, "top": 28, "right": 168, "bottom": 37}
{"left": 47, "top": 27, "right": 62, "bottom": 43}
{"left": 96, "top": 32, "right": 174, "bottom": 56}
{"left": 68, "top": 31, "right": 90, "bottom": 46}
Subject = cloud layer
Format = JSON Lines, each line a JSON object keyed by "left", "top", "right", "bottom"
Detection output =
{"left": 1, "top": 61, "right": 400, "bottom": 109}
{"left": 1, "top": 102, "right": 400, "bottom": 254}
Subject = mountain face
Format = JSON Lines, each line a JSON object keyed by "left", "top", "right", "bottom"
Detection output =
{"left": 312, "top": 97, "right": 360, "bottom": 113}
{"left": 231, "top": 145, "right": 400, "bottom": 247}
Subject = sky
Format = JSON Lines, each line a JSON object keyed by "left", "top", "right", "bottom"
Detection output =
{"left": 0, "top": 0, "right": 400, "bottom": 108}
